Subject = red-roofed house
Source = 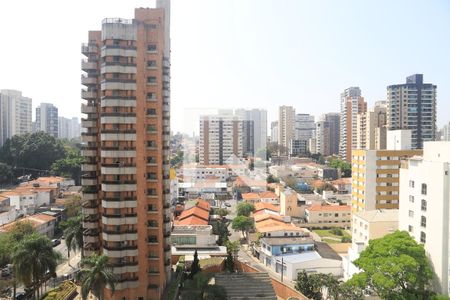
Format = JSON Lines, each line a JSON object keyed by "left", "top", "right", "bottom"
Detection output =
{"left": 304, "top": 204, "right": 351, "bottom": 228}
{"left": 331, "top": 178, "right": 352, "bottom": 194}
{"left": 259, "top": 191, "right": 278, "bottom": 204}
{"left": 0, "top": 213, "right": 56, "bottom": 238}
{"left": 242, "top": 192, "right": 260, "bottom": 203}
{"left": 254, "top": 202, "right": 280, "bottom": 214}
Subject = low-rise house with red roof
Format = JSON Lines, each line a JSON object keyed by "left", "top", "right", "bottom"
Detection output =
{"left": 304, "top": 204, "right": 351, "bottom": 228}
{"left": 331, "top": 178, "right": 352, "bottom": 194}
{"left": 259, "top": 191, "right": 278, "bottom": 204}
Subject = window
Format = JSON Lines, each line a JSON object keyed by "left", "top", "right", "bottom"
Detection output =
{"left": 409, "top": 180, "right": 415, "bottom": 188}
{"left": 147, "top": 173, "right": 157, "bottom": 180}
{"left": 421, "top": 183, "right": 427, "bottom": 195}
{"left": 408, "top": 210, "right": 414, "bottom": 217}
{"left": 147, "top": 44, "right": 157, "bottom": 52}
{"left": 408, "top": 225, "right": 413, "bottom": 233}
{"left": 409, "top": 195, "right": 414, "bottom": 203}
{"left": 147, "top": 92, "right": 156, "bottom": 100}
{"left": 147, "top": 188, "right": 157, "bottom": 196}
{"left": 420, "top": 231, "right": 426, "bottom": 243}
{"left": 147, "top": 76, "right": 157, "bottom": 84}
{"left": 147, "top": 157, "right": 156, "bottom": 164}
{"left": 421, "top": 216, "right": 426, "bottom": 228}
{"left": 147, "top": 60, "right": 157, "bottom": 68}
{"left": 147, "top": 141, "right": 157, "bottom": 148}
{"left": 421, "top": 199, "right": 427, "bottom": 211}
{"left": 147, "top": 108, "right": 156, "bottom": 116}
{"left": 148, "top": 235, "right": 158, "bottom": 243}
{"left": 147, "top": 125, "right": 156, "bottom": 132}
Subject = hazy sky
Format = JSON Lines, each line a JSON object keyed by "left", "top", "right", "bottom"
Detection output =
{"left": 1, "top": 0, "right": 449, "bottom": 134}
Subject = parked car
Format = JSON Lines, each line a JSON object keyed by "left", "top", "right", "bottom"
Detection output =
{"left": 51, "top": 239, "right": 61, "bottom": 247}
{"left": 15, "top": 292, "right": 25, "bottom": 300}
{"left": 225, "top": 202, "right": 231, "bottom": 207}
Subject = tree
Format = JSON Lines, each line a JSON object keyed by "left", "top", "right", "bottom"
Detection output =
{"left": 212, "top": 220, "right": 230, "bottom": 246}
{"left": 348, "top": 231, "right": 433, "bottom": 299}
{"left": 225, "top": 240, "right": 240, "bottom": 273}
{"left": 190, "top": 250, "right": 201, "bottom": 279}
{"left": 231, "top": 216, "right": 254, "bottom": 243}
{"left": 0, "top": 162, "right": 13, "bottom": 184}
{"left": 64, "top": 194, "right": 83, "bottom": 218}
{"left": 236, "top": 202, "right": 255, "bottom": 217}
{"left": 328, "top": 157, "right": 351, "bottom": 177}
{"left": 266, "top": 174, "right": 280, "bottom": 184}
{"left": 77, "top": 254, "right": 116, "bottom": 300}
{"left": 51, "top": 147, "right": 83, "bottom": 185}
{"left": 216, "top": 208, "right": 229, "bottom": 218}
{"left": 0, "top": 132, "right": 66, "bottom": 177}
{"left": 12, "top": 233, "right": 62, "bottom": 300}
{"left": 61, "top": 214, "right": 84, "bottom": 260}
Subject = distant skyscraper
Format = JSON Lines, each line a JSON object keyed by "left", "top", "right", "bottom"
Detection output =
{"left": 234, "top": 108, "right": 267, "bottom": 155}
{"left": 339, "top": 87, "right": 367, "bottom": 161}
{"left": 294, "top": 114, "right": 315, "bottom": 141}
{"left": 58, "top": 117, "right": 81, "bottom": 140}
{"left": 356, "top": 101, "right": 387, "bottom": 150}
{"left": 81, "top": 3, "right": 171, "bottom": 299}
{"left": 271, "top": 121, "right": 278, "bottom": 143}
{"left": 35, "top": 103, "right": 58, "bottom": 138}
{"left": 387, "top": 74, "right": 437, "bottom": 149}
{"left": 441, "top": 122, "right": 450, "bottom": 141}
{"left": 199, "top": 114, "right": 243, "bottom": 165}
{"left": 0, "top": 89, "right": 32, "bottom": 146}
{"left": 278, "top": 106, "right": 295, "bottom": 155}
{"left": 315, "top": 113, "right": 340, "bottom": 156}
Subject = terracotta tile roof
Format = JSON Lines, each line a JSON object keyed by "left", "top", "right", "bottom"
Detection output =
{"left": 306, "top": 204, "right": 351, "bottom": 212}
{"left": 0, "top": 213, "right": 56, "bottom": 232}
{"left": 195, "top": 199, "right": 211, "bottom": 212}
{"left": 254, "top": 202, "right": 280, "bottom": 213}
{"left": 257, "top": 222, "right": 306, "bottom": 233}
{"left": 234, "top": 176, "right": 267, "bottom": 187}
{"left": 174, "top": 215, "right": 208, "bottom": 226}
{"left": 331, "top": 178, "right": 352, "bottom": 185}
{"left": 259, "top": 191, "right": 277, "bottom": 199}
{"left": 178, "top": 206, "right": 209, "bottom": 221}
{"left": 312, "top": 180, "right": 325, "bottom": 188}
{"left": 253, "top": 213, "right": 283, "bottom": 223}
{"left": 242, "top": 193, "right": 260, "bottom": 200}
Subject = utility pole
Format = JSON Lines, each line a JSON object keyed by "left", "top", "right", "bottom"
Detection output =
{"left": 281, "top": 257, "right": 284, "bottom": 282}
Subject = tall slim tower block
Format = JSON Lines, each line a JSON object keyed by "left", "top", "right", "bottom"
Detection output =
{"left": 278, "top": 106, "right": 295, "bottom": 155}
{"left": 81, "top": 4, "right": 171, "bottom": 299}
{"left": 339, "top": 87, "right": 367, "bottom": 162}
{"left": 0, "top": 89, "right": 32, "bottom": 146}
{"left": 387, "top": 74, "right": 437, "bottom": 149}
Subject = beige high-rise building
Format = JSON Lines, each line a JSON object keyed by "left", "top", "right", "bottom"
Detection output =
{"left": 339, "top": 87, "right": 367, "bottom": 162}
{"left": 0, "top": 89, "right": 32, "bottom": 146}
{"left": 356, "top": 101, "right": 387, "bottom": 150}
{"left": 351, "top": 131, "right": 421, "bottom": 212}
{"left": 81, "top": 3, "right": 171, "bottom": 299}
{"left": 278, "top": 106, "right": 295, "bottom": 155}
{"left": 315, "top": 113, "right": 340, "bottom": 156}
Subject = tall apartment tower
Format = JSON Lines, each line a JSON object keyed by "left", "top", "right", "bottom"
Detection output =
{"left": 315, "top": 113, "right": 340, "bottom": 156}
{"left": 199, "top": 114, "right": 243, "bottom": 165}
{"left": 234, "top": 108, "right": 267, "bottom": 156}
{"left": 399, "top": 142, "right": 450, "bottom": 295}
{"left": 356, "top": 101, "right": 387, "bottom": 150}
{"left": 294, "top": 114, "right": 315, "bottom": 141}
{"left": 278, "top": 106, "right": 295, "bottom": 155}
{"left": 339, "top": 87, "right": 367, "bottom": 162}
{"left": 58, "top": 117, "right": 81, "bottom": 140}
{"left": 271, "top": 121, "right": 278, "bottom": 144}
{"left": 387, "top": 74, "right": 437, "bottom": 149}
{"left": 441, "top": 122, "right": 450, "bottom": 141}
{"left": 35, "top": 103, "right": 59, "bottom": 138}
{"left": 81, "top": 4, "right": 171, "bottom": 299}
{"left": 0, "top": 89, "right": 32, "bottom": 146}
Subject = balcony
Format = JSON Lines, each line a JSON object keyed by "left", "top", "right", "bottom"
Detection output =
{"left": 102, "top": 231, "right": 138, "bottom": 242}
{"left": 81, "top": 164, "right": 96, "bottom": 172}
{"left": 100, "top": 149, "right": 136, "bottom": 158}
{"left": 81, "top": 43, "right": 98, "bottom": 55}
{"left": 82, "top": 221, "right": 98, "bottom": 229}
{"left": 101, "top": 166, "right": 136, "bottom": 175}
{"left": 82, "top": 207, "right": 98, "bottom": 215}
{"left": 101, "top": 47, "right": 137, "bottom": 58}
{"left": 100, "top": 116, "right": 136, "bottom": 124}
{"left": 81, "top": 90, "right": 97, "bottom": 100}
{"left": 114, "top": 278, "right": 139, "bottom": 290}
{"left": 103, "top": 245, "right": 138, "bottom": 258}
{"left": 81, "top": 177, "right": 97, "bottom": 186}
{"left": 102, "top": 198, "right": 137, "bottom": 209}
{"left": 100, "top": 133, "right": 136, "bottom": 142}
{"left": 81, "top": 75, "right": 97, "bottom": 86}
{"left": 101, "top": 82, "right": 137, "bottom": 91}
{"left": 84, "top": 235, "right": 98, "bottom": 243}
{"left": 102, "top": 214, "right": 137, "bottom": 225}
{"left": 111, "top": 263, "right": 139, "bottom": 275}
{"left": 101, "top": 98, "right": 136, "bottom": 108}
{"left": 81, "top": 60, "right": 97, "bottom": 71}
{"left": 81, "top": 103, "right": 97, "bottom": 114}
{"left": 82, "top": 191, "right": 97, "bottom": 200}
{"left": 81, "top": 119, "right": 96, "bottom": 128}
{"left": 101, "top": 65, "right": 137, "bottom": 75}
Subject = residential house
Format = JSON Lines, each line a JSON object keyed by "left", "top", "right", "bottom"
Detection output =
{"left": 304, "top": 204, "right": 351, "bottom": 228}
{"left": 0, "top": 213, "right": 56, "bottom": 238}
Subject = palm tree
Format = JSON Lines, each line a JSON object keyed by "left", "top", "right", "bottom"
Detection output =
{"left": 77, "top": 254, "right": 116, "bottom": 300}
{"left": 12, "top": 233, "right": 62, "bottom": 300}
{"left": 63, "top": 214, "right": 84, "bottom": 261}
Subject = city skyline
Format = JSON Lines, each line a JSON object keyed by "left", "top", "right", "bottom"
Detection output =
{"left": 0, "top": 0, "right": 449, "bottom": 134}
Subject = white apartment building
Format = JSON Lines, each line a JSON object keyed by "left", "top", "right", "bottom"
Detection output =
{"left": 0, "top": 89, "right": 32, "bottom": 146}
{"left": 339, "top": 87, "right": 367, "bottom": 162}
{"left": 278, "top": 106, "right": 295, "bottom": 155}
{"left": 235, "top": 109, "right": 267, "bottom": 155}
{"left": 315, "top": 113, "right": 340, "bottom": 156}
{"left": 271, "top": 121, "right": 279, "bottom": 144}
{"left": 399, "top": 141, "right": 450, "bottom": 295}
{"left": 387, "top": 74, "right": 437, "bottom": 150}
{"left": 294, "top": 114, "right": 315, "bottom": 141}
{"left": 440, "top": 122, "right": 450, "bottom": 141}
{"left": 35, "top": 103, "right": 58, "bottom": 138}
{"left": 199, "top": 114, "right": 243, "bottom": 165}
{"left": 58, "top": 116, "right": 81, "bottom": 140}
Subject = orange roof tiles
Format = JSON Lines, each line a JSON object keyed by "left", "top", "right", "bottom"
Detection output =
{"left": 331, "top": 178, "right": 352, "bottom": 185}
{"left": 256, "top": 222, "right": 306, "bottom": 233}
{"left": 195, "top": 199, "right": 211, "bottom": 212}
{"left": 178, "top": 206, "right": 209, "bottom": 221}
{"left": 242, "top": 193, "right": 260, "bottom": 200}
{"left": 259, "top": 191, "right": 277, "bottom": 199}
{"left": 234, "top": 176, "right": 267, "bottom": 187}
{"left": 174, "top": 215, "right": 208, "bottom": 226}
{"left": 306, "top": 204, "right": 351, "bottom": 212}
{"left": 253, "top": 213, "right": 283, "bottom": 223}
{"left": 0, "top": 213, "right": 56, "bottom": 232}
{"left": 254, "top": 202, "right": 280, "bottom": 213}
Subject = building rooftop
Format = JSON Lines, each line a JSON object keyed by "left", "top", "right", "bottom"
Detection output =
{"left": 259, "top": 191, "right": 277, "bottom": 198}
{"left": 261, "top": 236, "right": 314, "bottom": 246}
{"left": 306, "top": 204, "right": 351, "bottom": 212}
{"left": 242, "top": 192, "right": 260, "bottom": 200}
{"left": 0, "top": 213, "right": 56, "bottom": 232}
{"left": 257, "top": 223, "right": 307, "bottom": 234}
{"left": 277, "top": 251, "right": 321, "bottom": 264}
{"left": 331, "top": 178, "right": 352, "bottom": 185}
{"left": 174, "top": 215, "right": 208, "bottom": 226}
{"left": 315, "top": 242, "right": 342, "bottom": 261}
{"left": 353, "top": 209, "right": 399, "bottom": 223}
{"left": 254, "top": 202, "right": 280, "bottom": 213}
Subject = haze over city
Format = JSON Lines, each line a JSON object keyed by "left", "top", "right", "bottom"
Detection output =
{"left": 0, "top": 0, "right": 449, "bottom": 133}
